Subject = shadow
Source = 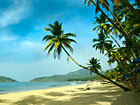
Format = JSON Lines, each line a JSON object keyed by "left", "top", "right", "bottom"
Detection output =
{"left": 45, "top": 92, "right": 66, "bottom": 96}
{"left": 65, "top": 90, "right": 76, "bottom": 92}
{"left": 0, "top": 99, "right": 10, "bottom": 103}
{"left": 91, "top": 84, "right": 121, "bottom": 91}
{"left": 112, "top": 91, "right": 140, "bottom": 105}
{"left": 12, "top": 85, "right": 123, "bottom": 105}
{"left": 63, "top": 91, "right": 122, "bottom": 105}
{"left": 13, "top": 95, "right": 50, "bottom": 105}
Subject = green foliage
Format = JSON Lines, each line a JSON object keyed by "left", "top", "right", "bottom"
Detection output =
{"left": 93, "top": 32, "right": 113, "bottom": 54}
{"left": 67, "top": 76, "right": 102, "bottom": 81}
{"left": 43, "top": 21, "right": 77, "bottom": 59}
{"left": 84, "top": 0, "right": 140, "bottom": 82}
{"left": 87, "top": 57, "right": 101, "bottom": 73}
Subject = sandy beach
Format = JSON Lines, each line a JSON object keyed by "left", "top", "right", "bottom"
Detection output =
{"left": 0, "top": 82, "right": 139, "bottom": 105}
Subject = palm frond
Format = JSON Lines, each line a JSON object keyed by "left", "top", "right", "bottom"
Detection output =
{"left": 53, "top": 50, "right": 56, "bottom": 59}
{"left": 55, "top": 42, "right": 61, "bottom": 50}
{"left": 84, "top": 0, "right": 87, "bottom": 4}
{"left": 42, "top": 35, "right": 54, "bottom": 41}
{"left": 48, "top": 24, "right": 54, "bottom": 29}
{"left": 47, "top": 43, "right": 55, "bottom": 56}
{"left": 63, "top": 38, "right": 77, "bottom": 43}
{"left": 44, "top": 40, "right": 54, "bottom": 51}
{"left": 44, "top": 27, "right": 51, "bottom": 31}
{"left": 63, "top": 42, "right": 73, "bottom": 53}
{"left": 59, "top": 35, "right": 67, "bottom": 38}
{"left": 57, "top": 45, "right": 62, "bottom": 59}
{"left": 93, "top": 38, "right": 99, "bottom": 42}
{"left": 88, "top": 0, "right": 91, "bottom": 6}
{"left": 65, "top": 33, "right": 77, "bottom": 37}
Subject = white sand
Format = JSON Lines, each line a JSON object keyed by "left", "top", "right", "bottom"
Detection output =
{"left": 0, "top": 82, "right": 139, "bottom": 105}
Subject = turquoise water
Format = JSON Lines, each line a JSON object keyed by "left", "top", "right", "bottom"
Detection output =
{"left": 0, "top": 82, "right": 86, "bottom": 94}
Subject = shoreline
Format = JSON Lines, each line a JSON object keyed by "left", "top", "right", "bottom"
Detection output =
{"left": 0, "top": 82, "right": 89, "bottom": 95}
{"left": 0, "top": 83, "right": 87, "bottom": 95}
{"left": 0, "top": 82, "right": 139, "bottom": 105}
{"left": 0, "top": 81, "right": 87, "bottom": 95}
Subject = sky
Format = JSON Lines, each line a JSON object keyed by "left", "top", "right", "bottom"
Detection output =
{"left": 0, "top": 0, "right": 113, "bottom": 82}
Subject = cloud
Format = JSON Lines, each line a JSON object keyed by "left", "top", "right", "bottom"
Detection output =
{"left": 0, "top": 38, "right": 45, "bottom": 62}
{"left": 0, "top": 30, "right": 18, "bottom": 41}
{"left": 19, "top": 41, "right": 44, "bottom": 49}
{"left": 0, "top": 0, "right": 31, "bottom": 28}
{"left": 0, "top": 35, "right": 17, "bottom": 41}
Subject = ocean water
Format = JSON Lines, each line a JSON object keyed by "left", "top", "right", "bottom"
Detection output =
{"left": 0, "top": 82, "right": 86, "bottom": 94}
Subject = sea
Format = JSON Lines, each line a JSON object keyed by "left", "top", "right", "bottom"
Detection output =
{"left": 0, "top": 82, "right": 86, "bottom": 94}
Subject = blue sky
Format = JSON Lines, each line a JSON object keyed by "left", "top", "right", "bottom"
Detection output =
{"left": 0, "top": 0, "right": 113, "bottom": 82}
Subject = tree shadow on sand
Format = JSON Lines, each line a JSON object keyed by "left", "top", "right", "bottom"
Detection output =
{"left": 112, "top": 91, "right": 140, "bottom": 105}
{"left": 0, "top": 99, "right": 10, "bottom": 103}
{"left": 44, "top": 92, "right": 66, "bottom": 96}
{"left": 13, "top": 95, "right": 51, "bottom": 105}
{"left": 12, "top": 85, "right": 123, "bottom": 105}
{"left": 91, "top": 84, "right": 121, "bottom": 91}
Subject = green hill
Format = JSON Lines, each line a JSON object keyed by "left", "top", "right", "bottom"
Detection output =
{"left": 0, "top": 76, "right": 17, "bottom": 82}
{"left": 30, "top": 69, "right": 99, "bottom": 82}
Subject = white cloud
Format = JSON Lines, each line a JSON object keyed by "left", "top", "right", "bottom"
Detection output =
{"left": 0, "top": 35, "right": 17, "bottom": 41}
{"left": 19, "top": 40, "right": 44, "bottom": 49}
{"left": 0, "top": 30, "right": 18, "bottom": 41}
{"left": 0, "top": 0, "right": 31, "bottom": 28}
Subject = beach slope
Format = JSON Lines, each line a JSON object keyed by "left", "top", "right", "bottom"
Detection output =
{"left": 0, "top": 82, "right": 139, "bottom": 105}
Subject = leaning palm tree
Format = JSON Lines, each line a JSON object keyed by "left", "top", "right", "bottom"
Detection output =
{"left": 43, "top": 21, "right": 130, "bottom": 91}
{"left": 42, "top": 21, "right": 77, "bottom": 59}
{"left": 84, "top": 0, "right": 140, "bottom": 51}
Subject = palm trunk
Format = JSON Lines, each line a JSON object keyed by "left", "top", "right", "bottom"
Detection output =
{"left": 121, "top": 0, "right": 140, "bottom": 20}
{"left": 89, "top": 0, "right": 140, "bottom": 52}
{"left": 61, "top": 45, "right": 130, "bottom": 91}
{"left": 106, "top": 33, "right": 132, "bottom": 63}
{"left": 104, "top": 1, "right": 129, "bottom": 38}
{"left": 103, "top": 1, "right": 137, "bottom": 61}
{"left": 108, "top": 34, "right": 121, "bottom": 48}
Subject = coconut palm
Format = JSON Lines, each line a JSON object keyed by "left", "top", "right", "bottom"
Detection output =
{"left": 84, "top": 0, "right": 140, "bottom": 51}
{"left": 93, "top": 32, "right": 113, "bottom": 54}
{"left": 93, "top": 14, "right": 121, "bottom": 48}
{"left": 112, "top": 0, "right": 140, "bottom": 20}
{"left": 43, "top": 21, "right": 130, "bottom": 91}
{"left": 87, "top": 57, "right": 101, "bottom": 73}
{"left": 42, "top": 21, "right": 77, "bottom": 59}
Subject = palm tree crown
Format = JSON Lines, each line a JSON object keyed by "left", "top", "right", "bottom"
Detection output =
{"left": 42, "top": 21, "right": 77, "bottom": 59}
{"left": 93, "top": 32, "right": 113, "bottom": 54}
{"left": 87, "top": 57, "right": 101, "bottom": 73}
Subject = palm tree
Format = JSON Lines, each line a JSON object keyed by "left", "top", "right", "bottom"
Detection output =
{"left": 85, "top": 0, "right": 137, "bottom": 62}
{"left": 93, "top": 14, "right": 121, "bottom": 48}
{"left": 87, "top": 57, "right": 101, "bottom": 73}
{"left": 113, "top": 0, "right": 140, "bottom": 20}
{"left": 93, "top": 32, "right": 113, "bottom": 54}
{"left": 43, "top": 21, "right": 130, "bottom": 91}
{"left": 42, "top": 21, "right": 77, "bottom": 59}
{"left": 84, "top": 0, "right": 140, "bottom": 51}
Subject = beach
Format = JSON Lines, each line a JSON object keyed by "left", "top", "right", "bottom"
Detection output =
{"left": 0, "top": 82, "right": 139, "bottom": 105}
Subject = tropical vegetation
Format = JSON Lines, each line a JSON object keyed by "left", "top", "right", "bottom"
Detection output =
{"left": 84, "top": 0, "right": 140, "bottom": 87}
{"left": 42, "top": 0, "right": 140, "bottom": 91}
